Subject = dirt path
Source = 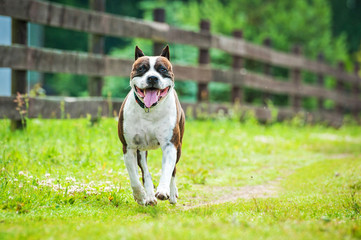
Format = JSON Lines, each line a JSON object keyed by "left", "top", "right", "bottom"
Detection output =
{"left": 181, "top": 179, "right": 281, "bottom": 210}
{"left": 179, "top": 154, "right": 352, "bottom": 210}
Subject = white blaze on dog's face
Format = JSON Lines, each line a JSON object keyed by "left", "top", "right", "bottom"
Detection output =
{"left": 130, "top": 46, "right": 174, "bottom": 108}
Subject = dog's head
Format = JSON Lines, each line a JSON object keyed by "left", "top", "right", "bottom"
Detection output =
{"left": 130, "top": 45, "right": 174, "bottom": 108}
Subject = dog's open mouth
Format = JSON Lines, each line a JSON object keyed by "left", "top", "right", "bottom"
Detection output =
{"left": 135, "top": 86, "right": 170, "bottom": 108}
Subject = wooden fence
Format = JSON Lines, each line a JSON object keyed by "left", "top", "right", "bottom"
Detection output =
{"left": 0, "top": 0, "right": 360, "bottom": 128}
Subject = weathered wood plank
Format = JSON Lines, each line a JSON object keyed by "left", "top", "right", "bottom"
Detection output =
{"left": 353, "top": 62, "right": 361, "bottom": 118}
{"left": 197, "top": 20, "right": 211, "bottom": 102}
{"left": 174, "top": 65, "right": 211, "bottom": 82}
{"left": 0, "top": 96, "right": 123, "bottom": 120}
{"left": 262, "top": 38, "right": 272, "bottom": 105}
{"left": 0, "top": 45, "right": 359, "bottom": 109}
{"left": 88, "top": 0, "right": 105, "bottom": 97}
{"left": 153, "top": 8, "right": 166, "bottom": 56}
{"left": 290, "top": 45, "right": 302, "bottom": 112}
{"left": 0, "top": 96, "right": 344, "bottom": 127}
{"left": 10, "top": 17, "right": 28, "bottom": 130}
{"left": 1, "top": 0, "right": 358, "bottom": 84}
{"left": 240, "top": 71, "right": 358, "bottom": 108}
{"left": 0, "top": 44, "right": 132, "bottom": 76}
{"left": 317, "top": 53, "right": 325, "bottom": 110}
{"left": 231, "top": 30, "right": 244, "bottom": 104}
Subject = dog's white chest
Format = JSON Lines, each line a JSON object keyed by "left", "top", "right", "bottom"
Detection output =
{"left": 123, "top": 90, "right": 177, "bottom": 150}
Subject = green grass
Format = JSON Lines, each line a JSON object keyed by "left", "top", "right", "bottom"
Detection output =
{"left": 0, "top": 117, "right": 360, "bottom": 239}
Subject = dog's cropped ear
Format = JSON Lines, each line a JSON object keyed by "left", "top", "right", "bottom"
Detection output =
{"left": 135, "top": 46, "right": 145, "bottom": 60}
{"left": 160, "top": 45, "right": 170, "bottom": 60}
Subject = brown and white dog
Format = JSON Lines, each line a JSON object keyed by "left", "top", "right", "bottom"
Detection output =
{"left": 118, "top": 45, "right": 185, "bottom": 206}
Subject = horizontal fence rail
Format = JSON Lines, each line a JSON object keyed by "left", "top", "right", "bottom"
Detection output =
{"left": 1, "top": 0, "right": 359, "bottom": 83}
{"left": 0, "top": 96, "right": 344, "bottom": 127}
{"left": 0, "top": 0, "right": 360, "bottom": 127}
{"left": 0, "top": 44, "right": 358, "bottom": 109}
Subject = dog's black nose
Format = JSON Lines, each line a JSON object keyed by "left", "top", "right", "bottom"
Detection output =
{"left": 147, "top": 76, "right": 159, "bottom": 85}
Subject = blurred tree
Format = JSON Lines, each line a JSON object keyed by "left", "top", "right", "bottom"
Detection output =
{"left": 131, "top": 0, "right": 350, "bottom": 106}
{"left": 329, "top": 0, "right": 361, "bottom": 55}
{"left": 171, "top": 0, "right": 349, "bottom": 62}
{"left": 42, "top": 0, "right": 355, "bottom": 109}
{"left": 44, "top": 73, "right": 88, "bottom": 97}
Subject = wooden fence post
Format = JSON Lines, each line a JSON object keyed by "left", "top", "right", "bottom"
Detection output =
{"left": 197, "top": 19, "right": 210, "bottom": 102}
{"left": 262, "top": 37, "right": 272, "bottom": 106}
{"left": 352, "top": 62, "right": 360, "bottom": 119}
{"left": 153, "top": 8, "right": 166, "bottom": 55}
{"left": 290, "top": 45, "right": 302, "bottom": 112}
{"left": 11, "top": 19, "right": 28, "bottom": 130}
{"left": 231, "top": 30, "right": 243, "bottom": 104}
{"left": 317, "top": 53, "right": 325, "bottom": 110}
{"left": 88, "top": 0, "right": 105, "bottom": 97}
{"left": 335, "top": 61, "right": 345, "bottom": 114}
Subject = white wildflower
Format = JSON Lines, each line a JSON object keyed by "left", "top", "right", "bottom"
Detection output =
{"left": 45, "top": 173, "right": 50, "bottom": 178}
{"left": 33, "top": 186, "right": 38, "bottom": 190}
{"left": 65, "top": 177, "right": 76, "bottom": 182}
{"left": 38, "top": 180, "right": 46, "bottom": 186}
{"left": 28, "top": 175, "right": 33, "bottom": 179}
{"left": 8, "top": 196, "right": 13, "bottom": 200}
{"left": 53, "top": 184, "right": 61, "bottom": 191}
{"left": 18, "top": 171, "right": 25, "bottom": 176}
{"left": 19, "top": 183, "right": 23, "bottom": 188}
{"left": 254, "top": 135, "right": 274, "bottom": 143}
{"left": 14, "top": 178, "right": 18, "bottom": 182}
{"left": 46, "top": 178, "right": 54, "bottom": 185}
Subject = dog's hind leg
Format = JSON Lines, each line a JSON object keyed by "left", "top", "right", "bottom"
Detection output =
{"left": 137, "top": 150, "right": 157, "bottom": 206}
{"left": 124, "top": 148, "right": 146, "bottom": 205}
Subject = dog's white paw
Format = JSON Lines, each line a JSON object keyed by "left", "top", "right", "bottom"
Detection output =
{"left": 169, "top": 185, "right": 178, "bottom": 204}
{"left": 132, "top": 187, "right": 147, "bottom": 205}
{"left": 155, "top": 186, "right": 170, "bottom": 201}
{"left": 145, "top": 196, "right": 157, "bottom": 206}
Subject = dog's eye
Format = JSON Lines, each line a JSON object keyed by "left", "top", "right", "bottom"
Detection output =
{"left": 138, "top": 66, "right": 146, "bottom": 72}
{"left": 159, "top": 66, "right": 167, "bottom": 73}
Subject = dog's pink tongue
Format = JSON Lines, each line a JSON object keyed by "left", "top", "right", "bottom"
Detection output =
{"left": 144, "top": 90, "right": 158, "bottom": 108}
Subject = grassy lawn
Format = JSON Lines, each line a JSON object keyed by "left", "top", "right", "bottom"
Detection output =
{"left": 1, "top": 117, "right": 361, "bottom": 239}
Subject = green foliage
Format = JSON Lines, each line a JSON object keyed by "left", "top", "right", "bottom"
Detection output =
{"left": 329, "top": 0, "right": 361, "bottom": 54}
{"left": 170, "top": 0, "right": 349, "bottom": 62}
{"left": 113, "top": 0, "right": 350, "bottom": 104}
{"left": 44, "top": 73, "right": 88, "bottom": 97}
{"left": 42, "top": 0, "right": 354, "bottom": 107}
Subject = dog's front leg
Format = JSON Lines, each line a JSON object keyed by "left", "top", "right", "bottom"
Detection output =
{"left": 138, "top": 151, "right": 157, "bottom": 206}
{"left": 155, "top": 143, "right": 177, "bottom": 201}
{"left": 124, "top": 148, "right": 146, "bottom": 205}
